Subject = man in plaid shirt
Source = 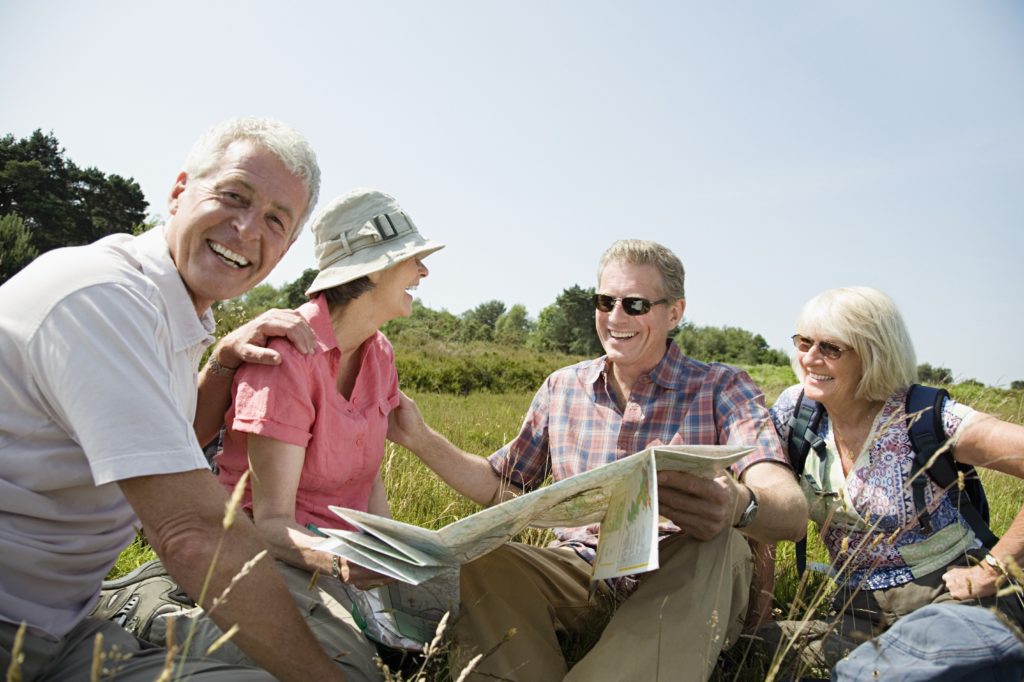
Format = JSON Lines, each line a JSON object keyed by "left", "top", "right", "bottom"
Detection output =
{"left": 389, "top": 239, "right": 807, "bottom": 681}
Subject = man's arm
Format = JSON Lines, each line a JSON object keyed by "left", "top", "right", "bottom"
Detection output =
{"left": 194, "top": 309, "right": 316, "bottom": 446}
{"left": 737, "top": 460, "right": 808, "bottom": 542}
{"left": 118, "top": 470, "right": 346, "bottom": 682}
{"left": 387, "top": 391, "right": 511, "bottom": 506}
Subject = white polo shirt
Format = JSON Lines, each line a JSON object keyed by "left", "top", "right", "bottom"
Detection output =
{"left": 0, "top": 226, "right": 213, "bottom": 638}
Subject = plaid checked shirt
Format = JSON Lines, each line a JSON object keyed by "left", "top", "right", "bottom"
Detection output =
{"left": 487, "top": 341, "right": 788, "bottom": 554}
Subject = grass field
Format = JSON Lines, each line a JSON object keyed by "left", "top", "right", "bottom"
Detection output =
{"left": 387, "top": 386, "right": 1023, "bottom": 679}
{"left": 109, "top": 373, "right": 1024, "bottom": 680}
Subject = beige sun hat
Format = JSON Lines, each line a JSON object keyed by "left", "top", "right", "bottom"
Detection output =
{"left": 305, "top": 188, "right": 445, "bottom": 297}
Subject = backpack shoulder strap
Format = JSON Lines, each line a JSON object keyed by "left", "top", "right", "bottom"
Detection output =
{"left": 906, "top": 384, "right": 997, "bottom": 547}
{"left": 906, "top": 384, "right": 948, "bottom": 464}
{"left": 907, "top": 384, "right": 946, "bottom": 534}
{"left": 786, "top": 390, "right": 826, "bottom": 575}
{"left": 787, "top": 390, "right": 826, "bottom": 478}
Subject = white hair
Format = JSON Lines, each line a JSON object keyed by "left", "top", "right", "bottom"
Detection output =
{"left": 182, "top": 117, "right": 320, "bottom": 239}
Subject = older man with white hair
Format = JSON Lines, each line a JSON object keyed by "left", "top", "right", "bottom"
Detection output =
{"left": 0, "top": 118, "right": 353, "bottom": 681}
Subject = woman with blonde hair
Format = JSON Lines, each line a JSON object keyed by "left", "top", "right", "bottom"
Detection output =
{"left": 761, "top": 286, "right": 1024, "bottom": 678}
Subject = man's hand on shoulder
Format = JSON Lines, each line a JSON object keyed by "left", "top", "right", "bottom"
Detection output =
{"left": 387, "top": 391, "right": 429, "bottom": 450}
{"left": 195, "top": 308, "right": 317, "bottom": 446}
{"left": 214, "top": 308, "right": 316, "bottom": 370}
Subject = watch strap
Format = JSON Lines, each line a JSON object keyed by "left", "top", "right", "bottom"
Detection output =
{"left": 734, "top": 485, "right": 759, "bottom": 529}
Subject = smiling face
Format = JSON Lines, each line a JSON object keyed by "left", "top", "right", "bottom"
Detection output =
{"left": 368, "top": 256, "right": 429, "bottom": 322}
{"left": 164, "top": 140, "right": 310, "bottom": 314}
{"left": 595, "top": 260, "right": 684, "bottom": 378}
{"left": 795, "top": 331, "right": 864, "bottom": 408}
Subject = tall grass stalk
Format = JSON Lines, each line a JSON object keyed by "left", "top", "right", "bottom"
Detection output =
{"left": 173, "top": 469, "right": 254, "bottom": 681}
{"left": 4, "top": 622, "right": 25, "bottom": 682}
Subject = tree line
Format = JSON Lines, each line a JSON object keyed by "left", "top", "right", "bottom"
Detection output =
{"left": 5, "top": 128, "right": 1019, "bottom": 387}
{"left": 1, "top": 130, "right": 149, "bottom": 284}
{"left": 214, "top": 271, "right": 792, "bottom": 367}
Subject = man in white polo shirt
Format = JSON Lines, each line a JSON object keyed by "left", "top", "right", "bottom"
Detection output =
{"left": 0, "top": 118, "right": 354, "bottom": 681}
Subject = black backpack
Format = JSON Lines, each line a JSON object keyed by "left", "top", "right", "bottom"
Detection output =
{"left": 786, "top": 383, "right": 997, "bottom": 575}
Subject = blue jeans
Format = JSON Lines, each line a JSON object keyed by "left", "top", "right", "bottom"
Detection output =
{"left": 833, "top": 603, "right": 1024, "bottom": 681}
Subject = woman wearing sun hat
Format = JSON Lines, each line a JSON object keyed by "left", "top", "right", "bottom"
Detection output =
{"left": 166, "top": 188, "right": 444, "bottom": 679}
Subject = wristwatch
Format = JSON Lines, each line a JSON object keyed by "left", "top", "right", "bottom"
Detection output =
{"left": 734, "top": 485, "right": 759, "bottom": 529}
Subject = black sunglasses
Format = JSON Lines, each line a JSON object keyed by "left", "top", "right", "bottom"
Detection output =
{"left": 791, "top": 334, "right": 851, "bottom": 360}
{"left": 593, "top": 294, "right": 668, "bottom": 316}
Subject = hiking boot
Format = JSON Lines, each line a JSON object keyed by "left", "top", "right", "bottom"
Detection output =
{"left": 91, "top": 559, "right": 195, "bottom": 642}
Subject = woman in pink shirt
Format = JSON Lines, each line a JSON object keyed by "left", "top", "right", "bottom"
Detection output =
{"left": 209, "top": 188, "right": 444, "bottom": 677}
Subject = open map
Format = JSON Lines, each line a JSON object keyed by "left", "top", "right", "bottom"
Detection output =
{"left": 316, "top": 443, "right": 752, "bottom": 650}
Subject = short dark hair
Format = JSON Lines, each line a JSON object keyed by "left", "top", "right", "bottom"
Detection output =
{"left": 321, "top": 276, "right": 375, "bottom": 309}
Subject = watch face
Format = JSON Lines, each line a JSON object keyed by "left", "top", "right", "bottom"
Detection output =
{"left": 736, "top": 489, "right": 758, "bottom": 528}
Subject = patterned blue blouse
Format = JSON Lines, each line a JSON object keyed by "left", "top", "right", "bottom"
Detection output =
{"left": 771, "top": 385, "right": 979, "bottom": 590}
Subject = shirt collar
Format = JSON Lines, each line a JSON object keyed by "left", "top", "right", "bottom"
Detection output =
{"left": 302, "top": 294, "right": 338, "bottom": 353}
{"left": 133, "top": 226, "right": 215, "bottom": 352}
{"left": 648, "top": 341, "right": 695, "bottom": 390}
{"left": 580, "top": 357, "right": 606, "bottom": 386}
{"left": 581, "top": 340, "right": 688, "bottom": 390}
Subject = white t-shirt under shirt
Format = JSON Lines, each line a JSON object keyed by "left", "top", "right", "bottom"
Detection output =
{"left": 0, "top": 227, "right": 213, "bottom": 637}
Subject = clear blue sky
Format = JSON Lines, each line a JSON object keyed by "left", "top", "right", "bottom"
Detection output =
{"left": 2, "top": 1, "right": 1022, "bottom": 386}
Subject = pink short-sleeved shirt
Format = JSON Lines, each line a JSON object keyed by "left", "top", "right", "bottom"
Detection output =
{"left": 216, "top": 295, "right": 400, "bottom": 530}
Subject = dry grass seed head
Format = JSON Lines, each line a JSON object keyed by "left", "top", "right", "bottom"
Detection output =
{"left": 308, "top": 567, "right": 322, "bottom": 591}
{"left": 223, "top": 469, "right": 251, "bottom": 530}
{"left": 5, "top": 622, "right": 26, "bottom": 682}
{"left": 204, "top": 624, "right": 240, "bottom": 656}
{"left": 209, "top": 549, "right": 268, "bottom": 614}
{"left": 424, "top": 611, "right": 450, "bottom": 658}
{"left": 89, "top": 631, "right": 103, "bottom": 682}
{"left": 454, "top": 654, "right": 484, "bottom": 682}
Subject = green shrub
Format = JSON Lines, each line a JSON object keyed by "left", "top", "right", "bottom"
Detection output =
{"left": 394, "top": 340, "right": 584, "bottom": 394}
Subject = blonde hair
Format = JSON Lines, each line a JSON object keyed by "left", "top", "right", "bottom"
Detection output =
{"left": 794, "top": 286, "right": 917, "bottom": 401}
{"left": 597, "top": 240, "right": 685, "bottom": 300}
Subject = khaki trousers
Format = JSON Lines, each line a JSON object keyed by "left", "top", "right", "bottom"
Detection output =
{"left": 0, "top": 618, "right": 272, "bottom": 682}
{"left": 453, "top": 529, "right": 753, "bottom": 682}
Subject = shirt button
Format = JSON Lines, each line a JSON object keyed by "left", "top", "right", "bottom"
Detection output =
{"left": 355, "top": 439, "right": 364, "bottom": 447}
